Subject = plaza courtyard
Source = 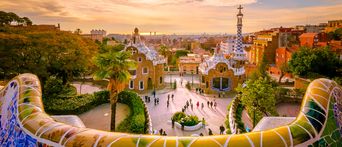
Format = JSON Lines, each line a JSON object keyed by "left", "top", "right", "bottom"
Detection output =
{"left": 74, "top": 74, "right": 301, "bottom": 136}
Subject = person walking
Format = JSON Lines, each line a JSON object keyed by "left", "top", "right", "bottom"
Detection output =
{"left": 201, "top": 103, "right": 204, "bottom": 109}
{"left": 171, "top": 118, "right": 175, "bottom": 128}
{"left": 196, "top": 101, "right": 199, "bottom": 108}
{"left": 219, "top": 125, "right": 225, "bottom": 135}
{"left": 208, "top": 128, "right": 213, "bottom": 135}
{"left": 167, "top": 100, "right": 170, "bottom": 108}
{"left": 168, "top": 94, "right": 170, "bottom": 101}
{"left": 154, "top": 98, "right": 157, "bottom": 106}
{"left": 172, "top": 94, "right": 174, "bottom": 101}
{"left": 210, "top": 101, "right": 213, "bottom": 108}
{"left": 191, "top": 103, "right": 193, "bottom": 111}
{"left": 159, "top": 128, "right": 163, "bottom": 135}
{"left": 186, "top": 101, "right": 189, "bottom": 107}
{"left": 207, "top": 101, "right": 210, "bottom": 107}
{"left": 214, "top": 101, "right": 217, "bottom": 109}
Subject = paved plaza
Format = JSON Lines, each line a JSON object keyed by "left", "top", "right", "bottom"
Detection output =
{"left": 143, "top": 75, "right": 233, "bottom": 136}
{"left": 73, "top": 76, "right": 300, "bottom": 136}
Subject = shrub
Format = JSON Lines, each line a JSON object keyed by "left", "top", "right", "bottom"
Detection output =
{"left": 180, "top": 115, "right": 199, "bottom": 126}
{"left": 172, "top": 112, "right": 200, "bottom": 126}
{"left": 44, "top": 90, "right": 109, "bottom": 115}
{"left": 172, "top": 112, "right": 186, "bottom": 122}
{"left": 117, "top": 90, "right": 146, "bottom": 134}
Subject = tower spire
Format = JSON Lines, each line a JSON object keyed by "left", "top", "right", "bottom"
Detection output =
{"left": 233, "top": 4, "right": 246, "bottom": 61}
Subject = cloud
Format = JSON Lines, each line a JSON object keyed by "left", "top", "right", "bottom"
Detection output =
{"left": 112, "top": 0, "right": 257, "bottom": 6}
{"left": 0, "top": 0, "right": 341, "bottom": 34}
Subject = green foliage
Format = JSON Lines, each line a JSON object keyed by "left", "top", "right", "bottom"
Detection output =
{"left": 44, "top": 90, "right": 109, "bottom": 115}
{"left": 235, "top": 103, "right": 246, "bottom": 132}
{"left": 117, "top": 90, "right": 146, "bottom": 134}
{"left": 180, "top": 115, "right": 200, "bottom": 126}
{"left": 332, "top": 77, "right": 342, "bottom": 85}
{"left": 175, "top": 50, "right": 189, "bottom": 58}
{"left": 236, "top": 77, "right": 278, "bottom": 125}
{"left": 43, "top": 76, "right": 68, "bottom": 100}
{"left": 172, "top": 112, "right": 200, "bottom": 126}
{"left": 0, "top": 11, "right": 32, "bottom": 26}
{"left": 172, "top": 112, "right": 187, "bottom": 122}
{"left": 0, "top": 24, "right": 98, "bottom": 83}
{"left": 327, "top": 28, "right": 342, "bottom": 41}
{"left": 93, "top": 50, "right": 136, "bottom": 84}
{"left": 288, "top": 47, "right": 340, "bottom": 78}
{"left": 99, "top": 43, "right": 125, "bottom": 53}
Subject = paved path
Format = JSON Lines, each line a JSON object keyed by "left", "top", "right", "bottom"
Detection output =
{"left": 276, "top": 103, "right": 300, "bottom": 117}
{"left": 72, "top": 82, "right": 103, "bottom": 94}
{"left": 142, "top": 77, "right": 233, "bottom": 136}
{"left": 78, "top": 103, "right": 130, "bottom": 131}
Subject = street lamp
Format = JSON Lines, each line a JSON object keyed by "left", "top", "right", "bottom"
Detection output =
{"left": 191, "top": 71, "right": 194, "bottom": 86}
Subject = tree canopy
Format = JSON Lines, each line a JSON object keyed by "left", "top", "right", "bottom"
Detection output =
{"left": 0, "top": 25, "right": 98, "bottom": 83}
{"left": 327, "top": 28, "right": 342, "bottom": 41}
{"left": 288, "top": 47, "right": 340, "bottom": 78}
{"left": 236, "top": 77, "right": 278, "bottom": 126}
{"left": 0, "top": 11, "right": 32, "bottom": 26}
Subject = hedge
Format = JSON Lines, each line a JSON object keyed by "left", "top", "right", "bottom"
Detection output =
{"left": 44, "top": 90, "right": 109, "bottom": 115}
{"left": 117, "top": 90, "right": 146, "bottom": 134}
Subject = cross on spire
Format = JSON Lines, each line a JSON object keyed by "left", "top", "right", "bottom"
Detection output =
{"left": 238, "top": 5, "right": 243, "bottom": 13}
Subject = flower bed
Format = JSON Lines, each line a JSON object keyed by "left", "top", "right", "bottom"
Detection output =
{"left": 171, "top": 112, "right": 202, "bottom": 131}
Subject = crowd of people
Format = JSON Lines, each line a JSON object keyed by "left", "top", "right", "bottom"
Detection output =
{"left": 142, "top": 81, "right": 227, "bottom": 137}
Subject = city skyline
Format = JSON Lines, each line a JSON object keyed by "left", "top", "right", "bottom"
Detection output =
{"left": 1, "top": 0, "right": 342, "bottom": 34}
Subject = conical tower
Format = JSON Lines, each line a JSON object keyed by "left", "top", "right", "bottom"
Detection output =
{"left": 233, "top": 5, "right": 247, "bottom": 61}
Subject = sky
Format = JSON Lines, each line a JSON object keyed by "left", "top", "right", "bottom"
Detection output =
{"left": 0, "top": 0, "right": 341, "bottom": 34}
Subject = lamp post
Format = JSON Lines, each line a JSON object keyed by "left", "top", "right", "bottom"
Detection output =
{"left": 191, "top": 71, "right": 194, "bottom": 86}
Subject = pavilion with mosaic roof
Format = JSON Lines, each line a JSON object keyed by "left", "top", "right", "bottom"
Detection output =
{"left": 199, "top": 5, "right": 247, "bottom": 94}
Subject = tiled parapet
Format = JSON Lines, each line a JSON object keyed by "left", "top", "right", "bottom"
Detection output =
{"left": 0, "top": 73, "right": 341, "bottom": 146}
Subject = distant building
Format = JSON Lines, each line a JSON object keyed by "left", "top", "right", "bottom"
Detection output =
{"left": 199, "top": 5, "right": 246, "bottom": 94}
{"left": 125, "top": 28, "right": 166, "bottom": 93}
{"left": 178, "top": 54, "right": 202, "bottom": 74}
{"left": 325, "top": 20, "right": 342, "bottom": 32}
{"left": 248, "top": 33, "right": 279, "bottom": 65}
{"left": 304, "top": 24, "right": 327, "bottom": 33}
{"left": 299, "top": 33, "right": 327, "bottom": 48}
{"left": 81, "top": 29, "right": 107, "bottom": 42}
{"left": 329, "top": 40, "right": 342, "bottom": 60}
{"left": 269, "top": 47, "right": 297, "bottom": 77}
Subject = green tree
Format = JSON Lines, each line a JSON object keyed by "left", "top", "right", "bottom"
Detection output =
{"left": 175, "top": 50, "right": 189, "bottom": 58}
{"left": 236, "top": 77, "right": 277, "bottom": 127}
{"left": 288, "top": 47, "right": 340, "bottom": 78}
{"left": 327, "top": 28, "right": 342, "bottom": 41}
{"left": 0, "top": 25, "right": 98, "bottom": 83}
{"left": 93, "top": 50, "right": 136, "bottom": 131}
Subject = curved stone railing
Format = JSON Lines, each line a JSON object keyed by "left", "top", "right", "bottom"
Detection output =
{"left": 174, "top": 122, "right": 203, "bottom": 131}
{"left": 228, "top": 98, "right": 239, "bottom": 134}
{"left": 0, "top": 73, "right": 341, "bottom": 146}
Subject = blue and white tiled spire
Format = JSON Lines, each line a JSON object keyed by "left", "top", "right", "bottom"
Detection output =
{"left": 233, "top": 5, "right": 247, "bottom": 61}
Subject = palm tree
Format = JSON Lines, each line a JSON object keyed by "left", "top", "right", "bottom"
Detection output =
{"left": 93, "top": 50, "right": 136, "bottom": 131}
